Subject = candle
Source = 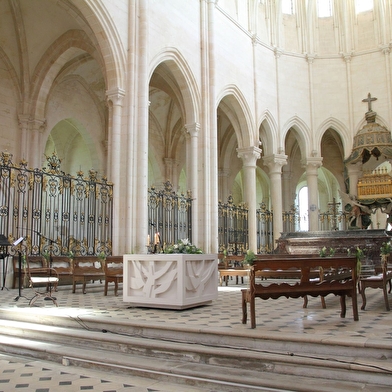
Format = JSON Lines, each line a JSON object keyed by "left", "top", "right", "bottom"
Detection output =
{"left": 154, "top": 233, "right": 158, "bottom": 244}
{"left": 147, "top": 234, "right": 150, "bottom": 246}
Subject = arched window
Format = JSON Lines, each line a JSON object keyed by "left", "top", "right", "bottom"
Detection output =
{"left": 282, "top": 0, "right": 295, "bottom": 15}
{"left": 298, "top": 186, "right": 309, "bottom": 231}
{"left": 317, "top": 0, "right": 332, "bottom": 18}
{"left": 355, "top": 0, "right": 373, "bottom": 14}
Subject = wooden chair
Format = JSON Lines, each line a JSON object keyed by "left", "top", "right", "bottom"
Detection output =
{"left": 13, "top": 255, "right": 46, "bottom": 289}
{"left": 360, "top": 257, "right": 392, "bottom": 311}
{"left": 72, "top": 256, "right": 105, "bottom": 294}
{"left": 104, "top": 256, "right": 123, "bottom": 296}
{"left": 27, "top": 258, "right": 59, "bottom": 307}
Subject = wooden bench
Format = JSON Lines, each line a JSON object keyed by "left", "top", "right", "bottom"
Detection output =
{"left": 218, "top": 268, "right": 250, "bottom": 286}
{"left": 50, "top": 256, "right": 73, "bottom": 287}
{"left": 104, "top": 256, "right": 123, "bottom": 296}
{"left": 218, "top": 255, "right": 246, "bottom": 285}
{"left": 72, "top": 256, "right": 105, "bottom": 294}
{"left": 242, "top": 256, "right": 359, "bottom": 328}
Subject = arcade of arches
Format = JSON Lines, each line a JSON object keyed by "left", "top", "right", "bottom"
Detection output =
{"left": 1, "top": 0, "right": 392, "bottom": 255}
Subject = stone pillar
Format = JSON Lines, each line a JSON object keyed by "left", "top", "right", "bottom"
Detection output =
{"left": 106, "top": 88, "right": 125, "bottom": 254}
{"left": 185, "top": 122, "right": 200, "bottom": 245}
{"left": 263, "top": 154, "right": 287, "bottom": 245}
{"left": 31, "top": 118, "right": 46, "bottom": 168}
{"left": 303, "top": 157, "right": 323, "bottom": 231}
{"left": 237, "top": 146, "right": 261, "bottom": 252}
{"left": 281, "top": 167, "right": 293, "bottom": 212}
{"left": 346, "top": 162, "right": 363, "bottom": 197}
{"left": 218, "top": 168, "right": 230, "bottom": 202}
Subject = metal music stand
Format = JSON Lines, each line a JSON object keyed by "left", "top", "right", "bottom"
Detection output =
{"left": 13, "top": 236, "right": 26, "bottom": 301}
{"left": 0, "top": 234, "right": 11, "bottom": 291}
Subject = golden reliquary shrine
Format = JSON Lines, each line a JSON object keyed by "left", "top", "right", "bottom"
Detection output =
{"left": 357, "top": 168, "right": 392, "bottom": 200}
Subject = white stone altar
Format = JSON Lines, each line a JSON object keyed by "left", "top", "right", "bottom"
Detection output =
{"left": 123, "top": 253, "right": 218, "bottom": 309}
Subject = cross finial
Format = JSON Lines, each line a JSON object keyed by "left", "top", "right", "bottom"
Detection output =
{"left": 362, "top": 93, "right": 377, "bottom": 112}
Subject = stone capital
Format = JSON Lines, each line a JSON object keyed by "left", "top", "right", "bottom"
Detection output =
{"left": 185, "top": 122, "right": 201, "bottom": 137}
{"left": 301, "top": 157, "right": 323, "bottom": 173}
{"left": 106, "top": 87, "right": 126, "bottom": 105}
{"left": 237, "top": 146, "right": 262, "bottom": 167}
{"left": 263, "top": 154, "right": 288, "bottom": 173}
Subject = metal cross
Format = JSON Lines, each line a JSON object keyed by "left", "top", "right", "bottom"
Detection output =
{"left": 362, "top": 93, "right": 377, "bottom": 112}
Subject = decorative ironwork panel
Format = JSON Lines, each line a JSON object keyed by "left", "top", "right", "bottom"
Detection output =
{"left": 147, "top": 181, "right": 192, "bottom": 249}
{"left": 0, "top": 151, "right": 113, "bottom": 257}
{"left": 256, "top": 202, "right": 274, "bottom": 254}
{"left": 218, "top": 195, "right": 248, "bottom": 255}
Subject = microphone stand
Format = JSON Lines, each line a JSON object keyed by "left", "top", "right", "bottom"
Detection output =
{"left": 35, "top": 231, "right": 57, "bottom": 301}
{"left": 13, "top": 236, "right": 28, "bottom": 302}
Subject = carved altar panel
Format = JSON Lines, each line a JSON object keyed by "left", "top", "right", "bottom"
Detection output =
{"left": 123, "top": 254, "right": 218, "bottom": 309}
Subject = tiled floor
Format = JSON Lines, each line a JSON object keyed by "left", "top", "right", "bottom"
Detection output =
{"left": 0, "top": 277, "right": 392, "bottom": 391}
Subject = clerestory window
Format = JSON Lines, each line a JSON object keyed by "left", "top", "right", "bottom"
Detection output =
{"left": 282, "top": 0, "right": 295, "bottom": 15}
{"left": 355, "top": 0, "right": 373, "bottom": 14}
{"left": 317, "top": 0, "right": 333, "bottom": 18}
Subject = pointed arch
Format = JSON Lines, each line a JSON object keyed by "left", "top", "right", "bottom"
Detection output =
{"left": 216, "top": 85, "right": 254, "bottom": 148}
{"left": 30, "top": 30, "right": 105, "bottom": 119}
{"left": 282, "top": 116, "right": 312, "bottom": 158}
{"left": 258, "top": 109, "right": 279, "bottom": 155}
{"left": 316, "top": 117, "right": 351, "bottom": 158}
{"left": 149, "top": 47, "right": 200, "bottom": 124}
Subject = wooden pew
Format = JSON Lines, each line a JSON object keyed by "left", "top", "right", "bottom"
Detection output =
{"left": 72, "top": 256, "right": 105, "bottom": 294}
{"left": 50, "top": 256, "right": 73, "bottom": 287}
{"left": 104, "top": 256, "right": 123, "bottom": 296}
{"left": 242, "top": 255, "right": 359, "bottom": 328}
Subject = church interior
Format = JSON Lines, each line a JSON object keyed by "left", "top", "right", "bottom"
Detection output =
{"left": 1, "top": 1, "right": 392, "bottom": 391}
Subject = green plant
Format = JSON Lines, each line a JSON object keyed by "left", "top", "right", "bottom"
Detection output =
{"left": 97, "top": 251, "right": 106, "bottom": 261}
{"left": 319, "top": 247, "right": 327, "bottom": 257}
{"left": 164, "top": 238, "right": 203, "bottom": 254}
{"left": 320, "top": 247, "right": 336, "bottom": 257}
{"left": 380, "top": 241, "right": 392, "bottom": 255}
{"left": 244, "top": 249, "right": 255, "bottom": 265}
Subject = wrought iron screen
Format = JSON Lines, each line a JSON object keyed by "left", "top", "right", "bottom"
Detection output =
{"left": 256, "top": 202, "right": 274, "bottom": 253}
{"left": 218, "top": 195, "right": 249, "bottom": 255}
{"left": 0, "top": 152, "right": 113, "bottom": 257}
{"left": 147, "top": 181, "right": 193, "bottom": 248}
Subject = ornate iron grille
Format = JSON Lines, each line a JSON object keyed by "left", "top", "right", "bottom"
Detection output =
{"left": 147, "top": 181, "right": 193, "bottom": 248}
{"left": 256, "top": 202, "right": 274, "bottom": 254}
{"left": 218, "top": 195, "right": 249, "bottom": 255}
{"left": 0, "top": 151, "right": 113, "bottom": 257}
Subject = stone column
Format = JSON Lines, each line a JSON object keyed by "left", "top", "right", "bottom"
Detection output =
{"left": 218, "top": 168, "right": 230, "bottom": 202}
{"left": 263, "top": 154, "right": 287, "bottom": 245}
{"left": 281, "top": 166, "right": 293, "bottom": 212}
{"left": 303, "top": 157, "right": 323, "bottom": 231}
{"left": 346, "top": 162, "right": 362, "bottom": 197}
{"left": 106, "top": 88, "right": 125, "bottom": 254}
{"left": 18, "top": 114, "right": 30, "bottom": 162}
{"left": 237, "top": 146, "right": 261, "bottom": 252}
{"left": 185, "top": 122, "right": 200, "bottom": 245}
{"left": 31, "top": 118, "right": 46, "bottom": 168}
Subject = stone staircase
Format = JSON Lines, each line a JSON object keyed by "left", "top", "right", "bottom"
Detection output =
{"left": 0, "top": 308, "right": 391, "bottom": 391}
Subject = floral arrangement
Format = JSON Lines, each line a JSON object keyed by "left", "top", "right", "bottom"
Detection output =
{"left": 243, "top": 249, "right": 256, "bottom": 265}
{"left": 164, "top": 238, "right": 203, "bottom": 254}
{"left": 319, "top": 247, "right": 336, "bottom": 257}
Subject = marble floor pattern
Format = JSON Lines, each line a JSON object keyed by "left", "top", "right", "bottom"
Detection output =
{"left": 0, "top": 276, "right": 391, "bottom": 391}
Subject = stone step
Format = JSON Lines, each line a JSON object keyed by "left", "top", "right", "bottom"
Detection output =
{"left": 0, "top": 317, "right": 392, "bottom": 391}
{"left": 2, "top": 307, "right": 392, "bottom": 362}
